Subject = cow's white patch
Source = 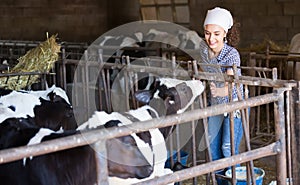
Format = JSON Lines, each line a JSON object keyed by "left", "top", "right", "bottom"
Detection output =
{"left": 0, "top": 86, "right": 71, "bottom": 122}
{"left": 108, "top": 127, "right": 172, "bottom": 185}
{"left": 0, "top": 104, "right": 16, "bottom": 123}
{"left": 52, "top": 87, "right": 71, "bottom": 104}
{"left": 0, "top": 91, "right": 41, "bottom": 118}
{"left": 176, "top": 79, "right": 204, "bottom": 114}
{"left": 23, "top": 128, "right": 55, "bottom": 166}
{"left": 27, "top": 128, "right": 55, "bottom": 146}
{"left": 125, "top": 105, "right": 160, "bottom": 165}
{"left": 149, "top": 128, "right": 168, "bottom": 174}
{"left": 130, "top": 133, "right": 153, "bottom": 165}
{"left": 28, "top": 85, "right": 70, "bottom": 105}
{"left": 77, "top": 111, "right": 132, "bottom": 130}
{"left": 108, "top": 168, "right": 173, "bottom": 185}
{"left": 127, "top": 105, "right": 158, "bottom": 121}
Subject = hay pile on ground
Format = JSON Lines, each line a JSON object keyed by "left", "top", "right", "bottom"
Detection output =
{"left": 0, "top": 34, "right": 60, "bottom": 90}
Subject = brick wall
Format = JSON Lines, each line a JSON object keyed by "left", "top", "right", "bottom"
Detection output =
{"left": 0, "top": 0, "right": 109, "bottom": 42}
{"left": 0, "top": 0, "right": 299, "bottom": 47}
{"left": 189, "top": 0, "right": 300, "bottom": 47}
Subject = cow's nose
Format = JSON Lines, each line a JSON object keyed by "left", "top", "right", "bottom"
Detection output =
{"left": 136, "top": 164, "right": 153, "bottom": 179}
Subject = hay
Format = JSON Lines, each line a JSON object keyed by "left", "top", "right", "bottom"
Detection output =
{"left": 0, "top": 34, "right": 60, "bottom": 90}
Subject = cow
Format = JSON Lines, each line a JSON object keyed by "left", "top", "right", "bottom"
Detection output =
{"left": 0, "top": 77, "right": 204, "bottom": 185}
{"left": 97, "top": 32, "right": 146, "bottom": 82}
{"left": 0, "top": 85, "right": 77, "bottom": 131}
{"left": 79, "top": 77, "right": 205, "bottom": 184}
{"left": 0, "top": 117, "right": 153, "bottom": 185}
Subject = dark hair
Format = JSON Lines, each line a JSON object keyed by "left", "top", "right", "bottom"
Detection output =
{"left": 226, "top": 20, "right": 240, "bottom": 48}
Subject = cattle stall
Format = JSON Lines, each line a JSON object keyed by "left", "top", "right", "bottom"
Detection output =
{"left": 0, "top": 40, "right": 300, "bottom": 184}
{"left": 0, "top": 62, "right": 297, "bottom": 185}
{"left": 239, "top": 50, "right": 300, "bottom": 149}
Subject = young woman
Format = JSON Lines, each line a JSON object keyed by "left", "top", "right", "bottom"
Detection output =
{"left": 199, "top": 7, "right": 244, "bottom": 184}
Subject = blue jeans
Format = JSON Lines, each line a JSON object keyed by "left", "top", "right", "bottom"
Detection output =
{"left": 208, "top": 113, "right": 243, "bottom": 160}
{"left": 208, "top": 114, "right": 243, "bottom": 185}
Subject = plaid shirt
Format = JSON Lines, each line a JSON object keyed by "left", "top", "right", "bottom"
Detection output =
{"left": 199, "top": 40, "right": 244, "bottom": 105}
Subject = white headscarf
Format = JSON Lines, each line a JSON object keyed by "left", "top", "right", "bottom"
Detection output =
{"left": 203, "top": 7, "right": 233, "bottom": 33}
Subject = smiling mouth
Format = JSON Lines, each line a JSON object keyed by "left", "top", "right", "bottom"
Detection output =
{"left": 209, "top": 43, "right": 217, "bottom": 47}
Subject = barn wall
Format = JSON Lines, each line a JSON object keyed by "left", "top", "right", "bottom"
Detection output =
{"left": 0, "top": 0, "right": 108, "bottom": 42}
{"left": 0, "top": 0, "right": 139, "bottom": 43}
{"left": 189, "top": 0, "right": 300, "bottom": 47}
{"left": 0, "top": 0, "right": 299, "bottom": 47}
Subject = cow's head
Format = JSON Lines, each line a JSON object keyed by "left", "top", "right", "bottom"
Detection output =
{"left": 35, "top": 86, "right": 77, "bottom": 131}
{"left": 33, "top": 97, "right": 77, "bottom": 131}
{"left": 78, "top": 119, "right": 153, "bottom": 179}
{"left": 89, "top": 120, "right": 154, "bottom": 179}
{"left": 135, "top": 78, "right": 204, "bottom": 115}
{"left": 134, "top": 78, "right": 204, "bottom": 138}
{"left": 0, "top": 86, "right": 76, "bottom": 131}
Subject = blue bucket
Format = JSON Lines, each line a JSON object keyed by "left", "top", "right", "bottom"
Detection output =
{"left": 225, "top": 166, "right": 265, "bottom": 185}
{"left": 164, "top": 150, "right": 189, "bottom": 168}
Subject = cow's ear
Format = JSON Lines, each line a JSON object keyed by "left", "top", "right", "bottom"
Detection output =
{"left": 47, "top": 92, "right": 56, "bottom": 102}
{"left": 134, "top": 90, "right": 152, "bottom": 104}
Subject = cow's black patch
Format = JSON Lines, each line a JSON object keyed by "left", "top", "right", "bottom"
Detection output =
{"left": 0, "top": 88, "right": 13, "bottom": 97}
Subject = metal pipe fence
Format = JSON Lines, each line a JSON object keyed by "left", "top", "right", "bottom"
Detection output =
{"left": 1, "top": 41, "right": 300, "bottom": 184}
{"left": 0, "top": 84, "right": 291, "bottom": 185}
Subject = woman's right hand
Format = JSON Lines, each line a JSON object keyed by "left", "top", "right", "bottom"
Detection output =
{"left": 210, "top": 82, "right": 228, "bottom": 97}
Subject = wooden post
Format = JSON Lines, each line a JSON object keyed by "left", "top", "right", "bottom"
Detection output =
{"left": 247, "top": 52, "right": 257, "bottom": 135}
{"left": 291, "top": 82, "right": 300, "bottom": 184}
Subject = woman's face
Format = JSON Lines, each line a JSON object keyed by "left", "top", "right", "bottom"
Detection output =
{"left": 204, "top": 24, "right": 226, "bottom": 53}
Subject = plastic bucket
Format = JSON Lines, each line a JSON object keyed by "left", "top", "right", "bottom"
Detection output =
{"left": 225, "top": 166, "right": 265, "bottom": 185}
{"left": 164, "top": 150, "right": 189, "bottom": 168}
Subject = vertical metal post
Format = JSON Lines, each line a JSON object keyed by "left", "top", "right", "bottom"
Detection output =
{"left": 192, "top": 62, "right": 216, "bottom": 185}
{"left": 232, "top": 65, "right": 256, "bottom": 185}
{"left": 190, "top": 101, "right": 198, "bottom": 185}
{"left": 247, "top": 52, "right": 257, "bottom": 135}
{"left": 228, "top": 82, "right": 237, "bottom": 185}
{"left": 192, "top": 60, "right": 199, "bottom": 185}
{"left": 94, "top": 140, "right": 109, "bottom": 185}
{"left": 198, "top": 88, "right": 217, "bottom": 185}
{"left": 291, "top": 82, "right": 300, "bottom": 185}
{"left": 98, "top": 49, "right": 110, "bottom": 112}
{"left": 97, "top": 49, "right": 104, "bottom": 111}
{"left": 172, "top": 56, "right": 176, "bottom": 78}
{"left": 61, "top": 48, "right": 67, "bottom": 90}
{"left": 84, "top": 50, "right": 90, "bottom": 118}
{"left": 285, "top": 87, "right": 293, "bottom": 184}
{"left": 125, "top": 56, "right": 131, "bottom": 111}
{"left": 274, "top": 90, "right": 287, "bottom": 185}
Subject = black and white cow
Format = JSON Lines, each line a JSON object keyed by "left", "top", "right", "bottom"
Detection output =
{"left": 0, "top": 78, "right": 204, "bottom": 185}
{"left": 98, "top": 32, "right": 146, "bottom": 80}
{"left": 0, "top": 117, "right": 153, "bottom": 185}
{"left": 0, "top": 85, "right": 77, "bottom": 131}
{"left": 79, "top": 77, "right": 205, "bottom": 184}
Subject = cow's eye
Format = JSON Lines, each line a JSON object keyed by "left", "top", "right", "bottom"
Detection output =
{"left": 120, "top": 136, "right": 137, "bottom": 146}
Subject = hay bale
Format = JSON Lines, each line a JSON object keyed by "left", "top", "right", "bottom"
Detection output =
{"left": 0, "top": 34, "right": 60, "bottom": 90}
